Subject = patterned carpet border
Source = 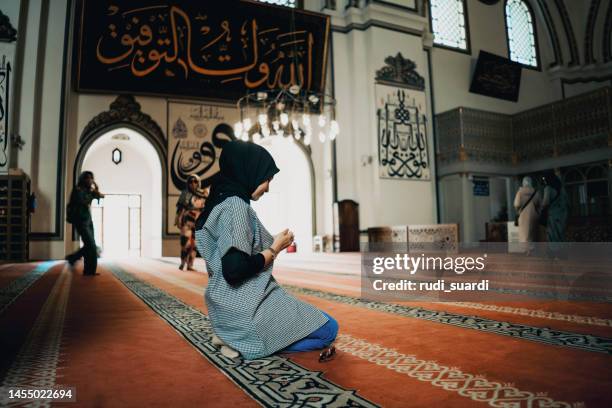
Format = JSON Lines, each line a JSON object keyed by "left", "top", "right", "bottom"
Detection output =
{"left": 445, "top": 302, "right": 612, "bottom": 327}
{"left": 108, "top": 264, "right": 379, "bottom": 408}
{"left": 487, "top": 286, "right": 612, "bottom": 302}
{"left": 286, "top": 286, "right": 612, "bottom": 355}
{"left": 334, "top": 334, "right": 577, "bottom": 408}
{"left": 0, "top": 266, "right": 72, "bottom": 407}
{"left": 0, "top": 261, "right": 58, "bottom": 315}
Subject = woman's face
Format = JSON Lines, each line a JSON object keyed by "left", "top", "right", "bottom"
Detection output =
{"left": 251, "top": 177, "right": 272, "bottom": 201}
{"left": 83, "top": 174, "right": 94, "bottom": 189}
{"left": 188, "top": 178, "right": 198, "bottom": 192}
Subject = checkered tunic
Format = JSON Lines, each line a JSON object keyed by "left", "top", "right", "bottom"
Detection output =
{"left": 195, "top": 196, "right": 328, "bottom": 360}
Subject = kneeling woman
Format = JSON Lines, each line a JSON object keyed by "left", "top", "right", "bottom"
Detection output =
{"left": 195, "top": 141, "right": 337, "bottom": 360}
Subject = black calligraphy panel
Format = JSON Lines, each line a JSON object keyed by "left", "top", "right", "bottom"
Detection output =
{"left": 75, "top": 0, "right": 330, "bottom": 101}
{"left": 377, "top": 86, "right": 430, "bottom": 180}
{"left": 0, "top": 58, "right": 10, "bottom": 169}
{"left": 469, "top": 51, "right": 522, "bottom": 102}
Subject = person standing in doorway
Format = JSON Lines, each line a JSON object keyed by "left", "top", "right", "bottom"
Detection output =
{"left": 66, "top": 171, "right": 104, "bottom": 276}
{"left": 175, "top": 174, "right": 207, "bottom": 271}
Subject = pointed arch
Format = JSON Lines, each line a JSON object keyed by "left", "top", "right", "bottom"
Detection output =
{"left": 74, "top": 95, "right": 169, "bottom": 239}
{"left": 584, "top": 0, "right": 601, "bottom": 64}
{"left": 552, "top": 0, "right": 580, "bottom": 66}
{"left": 534, "top": 0, "right": 563, "bottom": 67}
{"left": 603, "top": 1, "right": 612, "bottom": 63}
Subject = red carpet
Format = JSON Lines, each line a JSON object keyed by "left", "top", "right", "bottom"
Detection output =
{"left": 0, "top": 257, "right": 610, "bottom": 407}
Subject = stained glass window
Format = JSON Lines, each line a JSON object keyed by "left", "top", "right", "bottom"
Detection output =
{"left": 430, "top": 0, "right": 469, "bottom": 51}
{"left": 255, "top": 0, "right": 298, "bottom": 8}
{"left": 505, "top": 0, "right": 538, "bottom": 67}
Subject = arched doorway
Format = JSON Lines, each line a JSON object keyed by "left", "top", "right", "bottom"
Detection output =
{"left": 78, "top": 128, "right": 162, "bottom": 258}
{"left": 252, "top": 136, "right": 315, "bottom": 253}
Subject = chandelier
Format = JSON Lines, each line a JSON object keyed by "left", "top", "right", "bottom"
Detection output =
{"left": 234, "top": 85, "right": 339, "bottom": 145}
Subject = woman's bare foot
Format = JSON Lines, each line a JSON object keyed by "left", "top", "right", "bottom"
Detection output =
{"left": 211, "top": 334, "right": 224, "bottom": 347}
{"left": 220, "top": 345, "right": 240, "bottom": 359}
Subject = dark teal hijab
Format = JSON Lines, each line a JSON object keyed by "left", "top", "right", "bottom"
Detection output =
{"left": 197, "top": 141, "right": 279, "bottom": 230}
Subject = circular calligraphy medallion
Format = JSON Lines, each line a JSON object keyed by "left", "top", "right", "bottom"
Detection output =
{"left": 193, "top": 123, "right": 208, "bottom": 139}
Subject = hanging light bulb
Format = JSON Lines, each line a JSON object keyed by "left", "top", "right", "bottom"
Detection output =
{"left": 237, "top": 88, "right": 338, "bottom": 145}
{"left": 234, "top": 121, "right": 243, "bottom": 136}
{"left": 329, "top": 120, "right": 339, "bottom": 140}
{"left": 318, "top": 115, "right": 326, "bottom": 127}
{"left": 330, "top": 120, "right": 340, "bottom": 135}
{"left": 262, "top": 125, "right": 271, "bottom": 138}
{"left": 243, "top": 118, "right": 252, "bottom": 131}
{"left": 280, "top": 112, "right": 289, "bottom": 127}
{"left": 258, "top": 113, "right": 268, "bottom": 127}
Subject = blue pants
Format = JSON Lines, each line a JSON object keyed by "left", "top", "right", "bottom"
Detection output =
{"left": 283, "top": 312, "right": 338, "bottom": 352}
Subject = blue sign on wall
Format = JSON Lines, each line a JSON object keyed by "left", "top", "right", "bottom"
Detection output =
{"left": 473, "top": 178, "right": 490, "bottom": 196}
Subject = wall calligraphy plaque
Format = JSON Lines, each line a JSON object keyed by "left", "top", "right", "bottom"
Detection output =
{"left": 376, "top": 84, "right": 430, "bottom": 180}
{"left": 469, "top": 51, "right": 522, "bottom": 102}
{"left": 166, "top": 101, "right": 238, "bottom": 233}
{"left": 75, "top": 0, "right": 330, "bottom": 101}
{"left": 0, "top": 55, "right": 11, "bottom": 172}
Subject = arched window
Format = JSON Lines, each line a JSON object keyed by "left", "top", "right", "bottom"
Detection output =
{"left": 255, "top": 0, "right": 299, "bottom": 8}
{"left": 505, "top": 0, "right": 539, "bottom": 67}
{"left": 429, "top": 0, "right": 470, "bottom": 51}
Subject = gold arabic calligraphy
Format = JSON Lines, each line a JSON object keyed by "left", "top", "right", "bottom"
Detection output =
{"left": 95, "top": 5, "right": 315, "bottom": 90}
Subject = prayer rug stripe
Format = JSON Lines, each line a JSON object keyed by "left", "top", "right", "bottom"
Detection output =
{"left": 133, "top": 260, "right": 612, "bottom": 354}
{"left": 129, "top": 260, "right": 592, "bottom": 407}
{"left": 334, "top": 334, "right": 576, "bottom": 408}
{"left": 444, "top": 301, "right": 612, "bottom": 327}
{"left": 0, "top": 265, "right": 72, "bottom": 407}
{"left": 0, "top": 261, "right": 58, "bottom": 315}
{"left": 276, "top": 273, "right": 612, "bottom": 329}
{"left": 108, "top": 263, "right": 380, "bottom": 408}
{"left": 284, "top": 286, "right": 612, "bottom": 355}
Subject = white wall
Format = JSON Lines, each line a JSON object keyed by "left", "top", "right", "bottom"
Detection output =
{"left": 3, "top": 0, "right": 70, "bottom": 259}
{"left": 332, "top": 6, "right": 437, "bottom": 230}
{"left": 432, "top": 0, "right": 559, "bottom": 115}
{"left": 252, "top": 137, "right": 314, "bottom": 252}
{"left": 439, "top": 175, "right": 462, "bottom": 225}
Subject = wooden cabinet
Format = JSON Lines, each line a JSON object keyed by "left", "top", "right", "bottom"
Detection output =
{"left": 332, "top": 200, "right": 359, "bottom": 252}
{"left": 0, "top": 170, "right": 30, "bottom": 261}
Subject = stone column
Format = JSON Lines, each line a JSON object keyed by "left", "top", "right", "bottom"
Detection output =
{"left": 506, "top": 176, "right": 516, "bottom": 221}
{"left": 461, "top": 172, "right": 474, "bottom": 243}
